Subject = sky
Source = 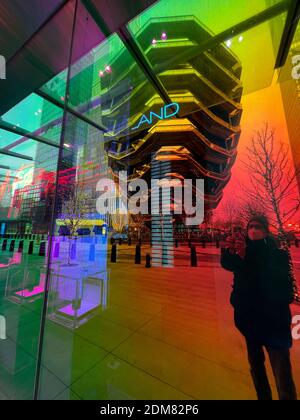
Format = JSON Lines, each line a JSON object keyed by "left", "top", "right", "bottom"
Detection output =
{"left": 216, "top": 75, "right": 300, "bottom": 225}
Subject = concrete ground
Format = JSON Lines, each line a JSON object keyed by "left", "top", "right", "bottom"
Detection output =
{"left": 0, "top": 243, "right": 299, "bottom": 400}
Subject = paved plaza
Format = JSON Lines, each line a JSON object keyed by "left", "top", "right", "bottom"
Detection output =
{"left": 0, "top": 243, "right": 299, "bottom": 400}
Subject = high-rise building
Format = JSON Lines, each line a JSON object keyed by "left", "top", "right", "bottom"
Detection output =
{"left": 279, "top": 36, "right": 300, "bottom": 192}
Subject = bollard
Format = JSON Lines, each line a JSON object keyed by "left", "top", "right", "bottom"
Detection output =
{"left": 111, "top": 244, "right": 117, "bottom": 263}
{"left": 135, "top": 244, "right": 141, "bottom": 264}
{"left": 39, "top": 242, "right": 46, "bottom": 257}
{"left": 191, "top": 245, "right": 198, "bottom": 267}
{"left": 2, "top": 239, "right": 7, "bottom": 251}
{"left": 70, "top": 242, "right": 77, "bottom": 260}
{"left": 18, "top": 241, "right": 24, "bottom": 253}
{"left": 28, "top": 241, "right": 34, "bottom": 255}
{"left": 53, "top": 242, "right": 60, "bottom": 258}
{"left": 89, "top": 243, "right": 96, "bottom": 262}
{"left": 145, "top": 253, "right": 151, "bottom": 268}
{"left": 9, "top": 240, "right": 15, "bottom": 252}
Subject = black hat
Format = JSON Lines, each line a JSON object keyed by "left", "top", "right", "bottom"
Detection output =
{"left": 247, "top": 215, "right": 269, "bottom": 233}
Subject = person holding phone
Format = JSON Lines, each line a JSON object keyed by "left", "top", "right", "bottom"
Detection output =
{"left": 221, "top": 215, "right": 297, "bottom": 400}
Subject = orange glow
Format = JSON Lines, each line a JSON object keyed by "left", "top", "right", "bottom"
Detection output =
{"left": 217, "top": 78, "right": 300, "bottom": 222}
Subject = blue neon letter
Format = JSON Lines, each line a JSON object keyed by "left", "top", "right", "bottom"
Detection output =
{"left": 164, "top": 102, "right": 180, "bottom": 119}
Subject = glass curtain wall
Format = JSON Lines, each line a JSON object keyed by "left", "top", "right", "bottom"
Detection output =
{"left": 0, "top": 0, "right": 76, "bottom": 400}
{"left": 1, "top": 0, "right": 300, "bottom": 400}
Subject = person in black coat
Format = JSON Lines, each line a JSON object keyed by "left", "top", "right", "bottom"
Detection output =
{"left": 221, "top": 215, "right": 297, "bottom": 400}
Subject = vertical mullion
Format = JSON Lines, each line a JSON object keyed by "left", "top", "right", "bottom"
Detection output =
{"left": 33, "top": 0, "right": 79, "bottom": 400}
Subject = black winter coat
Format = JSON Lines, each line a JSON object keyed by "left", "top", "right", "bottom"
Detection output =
{"left": 221, "top": 236, "right": 294, "bottom": 349}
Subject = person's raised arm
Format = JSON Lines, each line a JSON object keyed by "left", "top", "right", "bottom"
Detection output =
{"left": 220, "top": 234, "right": 245, "bottom": 272}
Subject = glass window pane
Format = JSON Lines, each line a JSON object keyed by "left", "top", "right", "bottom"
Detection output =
{"left": 171, "top": 13, "right": 287, "bottom": 119}
{"left": 39, "top": 0, "right": 106, "bottom": 105}
{"left": 1, "top": 93, "right": 63, "bottom": 145}
{"left": 2, "top": 0, "right": 300, "bottom": 402}
{"left": 39, "top": 71, "right": 68, "bottom": 106}
{"left": 37, "top": 113, "right": 109, "bottom": 394}
{"left": 128, "top": 0, "right": 286, "bottom": 38}
{"left": 0, "top": 0, "right": 77, "bottom": 400}
{"left": 0, "top": 129, "right": 22, "bottom": 148}
{"left": 0, "top": 131, "right": 60, "bottom": 399}
{"left": 127, "top": 0, "right": 288, "bottom": 105}
{"left": 66, "top": 31, "right": 162, "bottom": 139}
{"left": 278, "top": 18, "right": 300, "bottom": 83}
{"left": 0, "top": 0, "right": 76, "bottom": 118}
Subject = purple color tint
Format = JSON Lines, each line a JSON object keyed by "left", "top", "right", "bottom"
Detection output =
{"left": 15, "top": 286, "right": 44, "bottom": 298}
{"left": 58, "top": 301, "right": 100, "bottom": 317}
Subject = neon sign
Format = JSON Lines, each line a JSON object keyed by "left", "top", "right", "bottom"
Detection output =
{"left": 132, "top": 102, "right": 180, "bottom": 130}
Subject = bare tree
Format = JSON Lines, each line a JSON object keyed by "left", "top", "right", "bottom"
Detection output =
{"left": 60, "top": 184, "right": 89, "bottom": 264}
{"left": 242, "top": 123, "right": 300, "bottom": 240}
{"left": 239, "top": 199, "right": 266, "bottom": 226}
{"left": 222, "top": 199, "right": 243, "bottom": 232}
{"left": 110, "top": 210, "right": 128, "bottom": 234}
{"left": 129, "top": 213, "right": 148, "bottom": 242}
{"left": 210, "top": 216, "right": 224, "bottom": 231}
{"left": 243, "top": 123, "right": 300, "bottom": 301}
